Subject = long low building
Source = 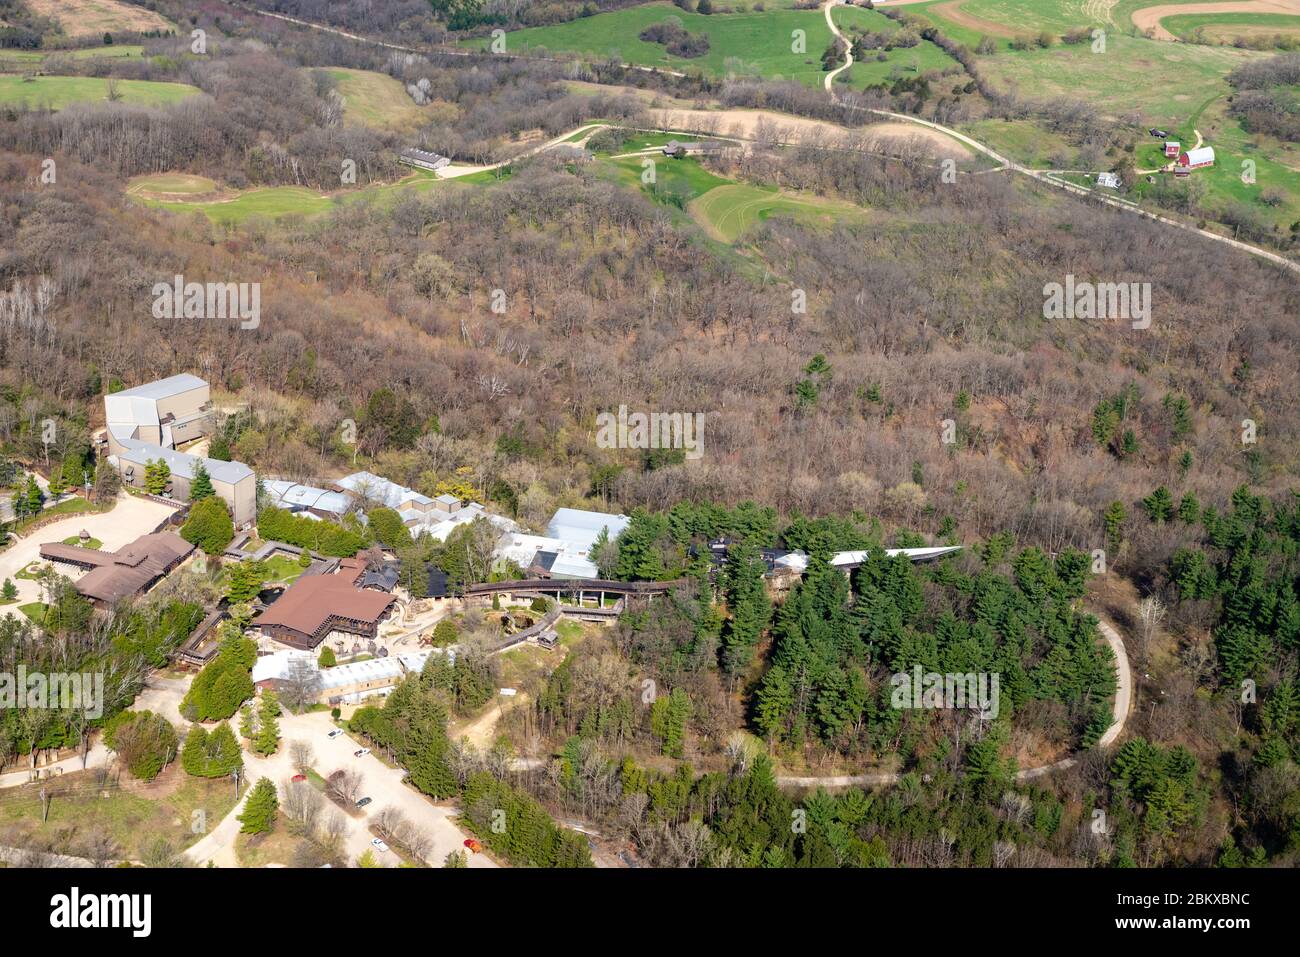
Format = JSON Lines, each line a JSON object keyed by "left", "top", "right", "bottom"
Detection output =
{"left": 253, "top": 648, "right": 434, "bottom": 706}
{"left": 39, "top": 532, "right": 195, "bottom": 607}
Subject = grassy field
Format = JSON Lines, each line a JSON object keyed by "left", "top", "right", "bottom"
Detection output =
{"left": 316, "top": 67, "right": 431, "bottom": 131}
{"left": 0, "top": 45, "right": 145, "bottom": 63}
{"left": 0, "top": 768, "right": 237, "bottom": 860}
{"left": 690, "top": 182, "right": 868, "bottom": 241}
{"left": 132, "top": 168, "right": 450, "bottom": 226}
{"left": 61, "top": 536, "right": 102, "bottom": 548}
{"left": 129, "top": 173, "right": 220, "bottom": 196}
{"left": 26, "top": 0, "right": 175, "bottom": 39}
{"left": 976, "top": 34, "right": 1261, "bottom": 124}
{"left": 465, "top": 3, "right": 837, "bottom": 86}
{"left": 1162, "top": 12, "right": 1300, "bottom": 41}
{"left": 0, "top": 75, "right": 199, "bottom": 109}
{"left": 833, "top": 5, "right": 963, "bottom": 85}
{"left": 960, "top": 116, "right": 1077, "bottom": 167}
{"left": 1130, "top": 95, "right": 1300, "bottom": 232}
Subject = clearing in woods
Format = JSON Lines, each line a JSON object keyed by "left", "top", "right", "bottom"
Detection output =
{"left": 0, "top": 75, "right": 199, "bottom": 109}
{"left": 464, "top": 3, "right": 838, "bottom": 87}
{"left": 25, "top": 0, "right": 175, "bottom": 38}
{"left": 315, "top": 67, "right": 434, "bottom": 131}
{"left": 689, "top": 183, "right": 869, "bottom": 242}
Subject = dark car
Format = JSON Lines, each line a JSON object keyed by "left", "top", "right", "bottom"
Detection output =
{"left": 1149, "top": 128, "right": 1168, "bottom": 138}
{"left": 355, "top": 797, "right": 372, "bottom": 808}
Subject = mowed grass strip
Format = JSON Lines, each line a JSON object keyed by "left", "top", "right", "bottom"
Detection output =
{"left": 0, "top": 74, "right": 200, "bottom": 109}
{"left": 467, "top": 3, "right": 836, "bottom": 87}
{"left": 1162, "top": 11, "right": 1300, "bottom": 38}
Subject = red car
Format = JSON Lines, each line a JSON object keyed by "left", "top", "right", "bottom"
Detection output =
{"left": 463, "top": 839, "right": 483, "bottom": 853}
{"left": 291, "top": 774, "right": 307, "bottom": 783}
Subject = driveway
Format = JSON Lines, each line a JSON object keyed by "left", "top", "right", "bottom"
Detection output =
{"left": 0, "top": 493, "right": 179, "bottom": 606}
{"left": 187, "top": 709, "right": 496, "bottom": 868}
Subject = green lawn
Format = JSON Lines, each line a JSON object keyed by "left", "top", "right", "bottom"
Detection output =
{"left": 17, "top": 602, "right": 47, "bottom": 624}
{"left": 62, "top": 535, "right": 102, "bottom": 548}
{"left": 0, "top": 74, "right": 200, "bottom": 109}
{"left": 13, "top": 496, "right": 100, "bottom": 535}
{"left": 465, "top": 3, "right": 837, "bottom": 87}
{"left": 260, "top": 554, "right": 309, "bottom": 583}
{"left": 1130, "top": 96, "right": 1300, "bottom": 234}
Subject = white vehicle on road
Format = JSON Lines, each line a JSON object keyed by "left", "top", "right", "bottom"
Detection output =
{"left": 354, "top": 747, "right": 370, "bottom": 757}
{"left": 328, "top": 729, "right": 344, "bottom": 738}
{"left": 371, "top": 838, "right": 389, "bottom": 853}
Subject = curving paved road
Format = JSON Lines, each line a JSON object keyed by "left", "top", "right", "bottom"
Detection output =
{"left": 776, "top": 611, "right": 1134, "bottom": 788}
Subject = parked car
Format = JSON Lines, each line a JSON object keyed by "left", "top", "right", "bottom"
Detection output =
{"left": 291, "top": 774, "right": 307, "bottom": 783}
{"left": 355, "top": 796, "right": 372, "bottom": 808}
{"left": 370, "top": 838, "right": 389, "bottom": 853}
{"left": 464, "top": 838, "right": 483, "bottom": 853}
{"left": 354, "top": 748, "right": 370, "bottom": 757}
{"left": 327, "top": 729, "right": 344, "bottom": 739}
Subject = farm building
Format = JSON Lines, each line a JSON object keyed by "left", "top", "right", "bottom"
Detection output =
{"left": 398, "top": 147, "right": 450, "bottom": 171}
{"left": 1164, "top": 141, "right": 1180, "bottom": 158}
{"left": 1176, "top": 147, "right": 1215, "bottom": 176}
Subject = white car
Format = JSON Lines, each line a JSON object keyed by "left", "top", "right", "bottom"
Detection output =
{"left": 354, "top": 747, "right": 370, "bottom": 757}
{"left": 371, "top": 838, "right": 389, "bottom": 853}
{"left": 327, "top": 729, "right": 344, "bottom": 739}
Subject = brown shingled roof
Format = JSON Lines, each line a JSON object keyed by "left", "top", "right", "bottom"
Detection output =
{"left": 41, "top": 532, "right": 194, "bottom": 605}
{"left": 254, "top": 573, "right": 395, "bottom": 643}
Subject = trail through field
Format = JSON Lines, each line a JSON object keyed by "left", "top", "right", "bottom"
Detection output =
{"left": 1131, "top": 0, "right": 1300, "bottom": 39}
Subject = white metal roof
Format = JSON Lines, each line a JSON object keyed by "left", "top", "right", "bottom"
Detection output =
{"left": 111, "top": 373, "right": 207, "bottom": 401}
{"left": 546, "top": 508, "right": 631, "bottom": 551}
{"left": 115, "top": 438, "right": 252, "bottom": 485}
{"left": 263, "top": 479, "right": 351, "bottom": 515}
{"left": 1182, "top": 146, "right": 1215, "bottom": 165}
{"left": 336, "top": 471, "right": 434, "bottom": 509}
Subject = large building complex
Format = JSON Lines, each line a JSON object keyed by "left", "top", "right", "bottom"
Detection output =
{"left": 101, "top": 374, "right": 256, "bottom": 525}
